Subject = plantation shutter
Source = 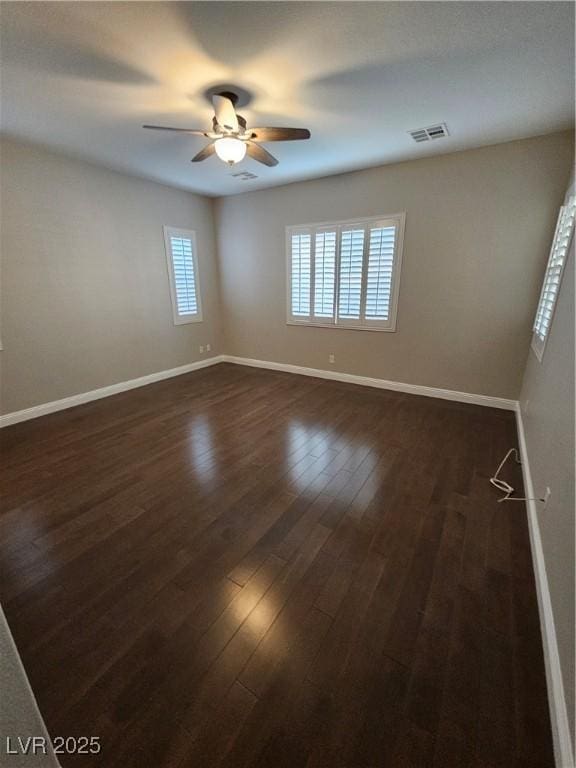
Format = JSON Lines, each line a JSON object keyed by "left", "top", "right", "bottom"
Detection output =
{"left": 532, "top": 196, "right": 575, "bottom": 359}
{"left": 170, "top": 236, "right": 198, "bottom": 315}
{"left": 290, "top": 232, "right": 312, "bottom": 317}
{"left": 163, "top": 227, "right": 203, "bottom": 325}
{"left": 338, "top": 228, "right": 365, "bottom": 322}
{"left": 313, "top": 230, "right": 337, "bottom": 320}
{"left": 365, "top": 225, "right": 397, "bottom": 322}
{"left": 287, "top": 213, "right": 405, "bottom": 331}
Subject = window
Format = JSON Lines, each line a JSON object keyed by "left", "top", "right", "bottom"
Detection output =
{"left": 531, "top": 196, "right": 575, "bottom": 361}
{"left": 287, "top": 214, "right": 405, "bottom": 331}
{"left": 163, "top": 226, "right": 202, "bottom": 325}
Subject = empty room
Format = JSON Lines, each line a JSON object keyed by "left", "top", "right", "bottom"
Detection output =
{"left": 0, "top": 2, "right": 574, "bottom": 767}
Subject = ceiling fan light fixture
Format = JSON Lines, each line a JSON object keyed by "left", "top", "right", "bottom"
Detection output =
{"left": 143, "top": 92, "right": 310, "bottom": 169}
{"left": 214, "top": 137, "right": 246, "bottom": 165}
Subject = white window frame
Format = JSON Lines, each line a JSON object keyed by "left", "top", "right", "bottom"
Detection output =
{"left": 163, "top": 226, "right": 203, "bottom": 325}
{"left": 286, "top": 213, "right": 406, "bottom": 332}
{"left": 531, "top": 196, "right": 575, "bottom": 362}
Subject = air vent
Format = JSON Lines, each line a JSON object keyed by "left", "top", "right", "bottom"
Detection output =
{"left": 231, "top": 171, "right": 258, "bottom": 181}
{"left": 409, "top": 123, "right": 449, "bottom": 143}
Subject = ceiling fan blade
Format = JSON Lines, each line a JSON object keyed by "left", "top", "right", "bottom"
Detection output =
{"left": 143, "top": 125, "right": 208, "bottom": 135}
{"left": 191, "top": 143, "right": 216, "bottom": 163}
{"left": 212, "top": 94, "right": 239, "bottom": 132}
{"left": 248, "top": 127, "right": 311, "bottom": 142}
{"left": 246, "top": 142, "right": 278, "bottom": 167}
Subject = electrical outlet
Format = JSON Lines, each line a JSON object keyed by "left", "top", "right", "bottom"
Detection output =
{"left": 329, "top": 354, "right": 335, "bottom": 364}
{"left": 206, "top": 343, "right": 211, "bottom": 352}
{"left": 199, "top": 345, "right": 204, "bottom": 353}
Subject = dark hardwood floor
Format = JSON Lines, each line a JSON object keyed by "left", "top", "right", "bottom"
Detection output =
{"left": 0, "top": 363, "right": 553, "bottom": 767}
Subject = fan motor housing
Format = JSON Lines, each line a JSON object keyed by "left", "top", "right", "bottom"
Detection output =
{"left": 203, "top": 84, "right": 253, "bottom": 109}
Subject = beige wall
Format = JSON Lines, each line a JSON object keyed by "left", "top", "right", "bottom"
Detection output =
{"left": 1, "top": 133, "right": 572, "bottom": 415}
{"left": 216, "top": 132, "right": 573, "bottom": 399}
{"left": 519, "top": 176, "right": 575, "bottom": 754}
{"left": 0, "top": 139, "right": 222, "bottom": 414}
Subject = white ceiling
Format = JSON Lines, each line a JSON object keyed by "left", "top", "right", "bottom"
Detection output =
{"left": 1, "top": 2, "right": 574, "bottom": 197}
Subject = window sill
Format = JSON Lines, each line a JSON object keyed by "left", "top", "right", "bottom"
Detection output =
{"left": 173, "top": 315, "right": 203, "bottom": 326}
{"left": 287, "top": 320, "right": 396, "bottom": 333}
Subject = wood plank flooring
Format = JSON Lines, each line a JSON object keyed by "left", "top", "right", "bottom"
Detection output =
{"left": 0, "top": 363, "right": 554, "bottom": 767}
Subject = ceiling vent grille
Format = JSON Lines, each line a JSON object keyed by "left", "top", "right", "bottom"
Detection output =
{"left": 231, "top": 171, "right": 258, "bottom": 181}
{"left": 409, "top": 123, "right": 449, "bottom": 143}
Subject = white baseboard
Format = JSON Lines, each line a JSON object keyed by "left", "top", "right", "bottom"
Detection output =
{"left": 0, "top": 356, "right": 225, "bottom": 428}
{"left": 221, "top": 355, "right": 517, "bottom": 411}
{"left": 515, "top": 405, "right": 574, "bottom": 768}
{"left": 0, "top": 353, "right": 517, "bottom": 429}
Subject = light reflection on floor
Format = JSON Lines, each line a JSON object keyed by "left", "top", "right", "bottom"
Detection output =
{"left": 188, "top": 413, "right": 216, "bottom": 485}
{"left": 285, "top": 419, "right": 373, "bottom": 493}
{"left": 186, "top": 413, "right": 376, "bottom": 499}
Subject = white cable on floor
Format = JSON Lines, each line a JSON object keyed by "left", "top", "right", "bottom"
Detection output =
{"left": 489, "top": 447, "right": 546, "bottom": 504}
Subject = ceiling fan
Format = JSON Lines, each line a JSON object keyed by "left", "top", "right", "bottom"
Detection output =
{"left": 143, "top": 91, "right": 311, "bottom": 168}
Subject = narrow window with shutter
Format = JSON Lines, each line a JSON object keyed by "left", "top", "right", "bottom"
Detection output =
{"left": 163, "top": 226, "right": 203, "bottom": 325}
{"left": 287, "top": 213, "right": 405, "bottom": 331}
{"left": 531, "top": 196, "right": 575, "bottom": 360}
